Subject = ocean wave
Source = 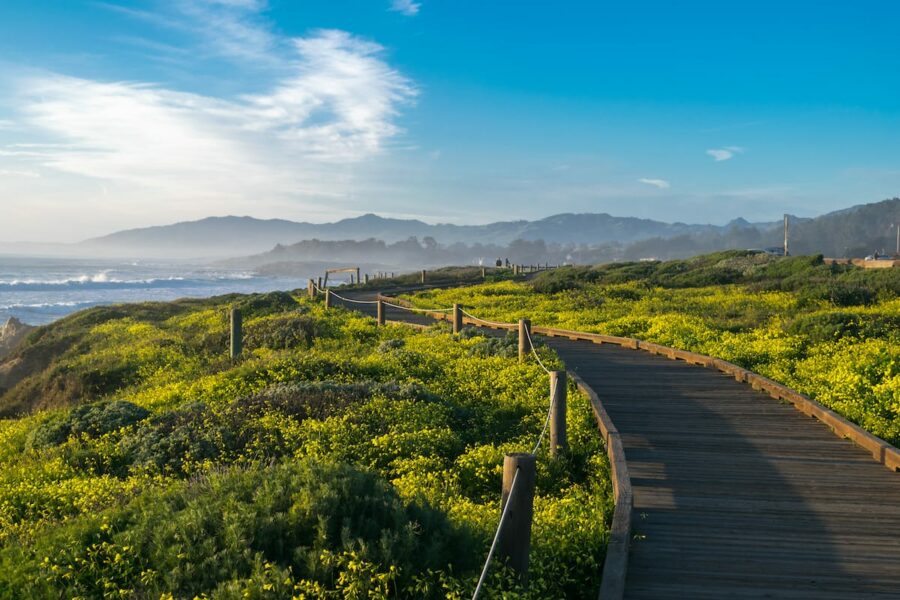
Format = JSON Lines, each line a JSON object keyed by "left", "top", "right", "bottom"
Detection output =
{"left": 0, "top": 271, "right": 183, "bottom": 286}
{"left": 0, "top": 301, "right": 83, "bottom": 310}
{"left": 0, "top": 272, "right": 257, "bottom": 291}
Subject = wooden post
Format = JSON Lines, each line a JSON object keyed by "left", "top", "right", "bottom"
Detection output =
{"left": 518, "top": 318, "right": 531, "bottom": 363}
{"left": 350, "top": 274, "right": 354, "bottom": 285}
{"left": 550, "top": 371, "right": 567, "bottom": 457}
{"left": 452, "top": 303, "right": 463, "bottom": 334}
{"left": 229, "top": 308, "right": 242, "bottom": 358}
{"left": 356, "top": 267, "right": 361, "bottom": 284}
{"left": 481, "top": 267, "right": 486, "bottom": 278}
{"left": 499, "top": 453, "right": 536, "bottom": 584}
{"left": 364, "top": 273, "right": 369, "bottom": 284}
{"left": 324, "top": 289, "right": 332, "bottom": 309}
{"left": 421, "top": 269, "right": 426, "bottom": 284}
{"left": 307, "top": 279, "right": 315, "bottom": 299}
{"left": 377, "top": 299, "right": 385, "bottom": 326}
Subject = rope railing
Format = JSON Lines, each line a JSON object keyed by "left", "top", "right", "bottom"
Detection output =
{"left": 384, "top": 302, "right": 453, "bottom": 314}
{"left": 460, "top": 308, "right": 516, "bottom": 329}
{"left": 471, "top": 467, "right": 521, "bottom": 600}
{"left": 524, "top": 325, "right": 552, "bottom": 375}
{"left": 532, "top": 395, "right": 555, "bottom": 454}
{"left": 327, "top": 289, "right": 380, "bottom": 305}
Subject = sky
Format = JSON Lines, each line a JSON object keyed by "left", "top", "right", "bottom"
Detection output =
{"left": 1, "top": 0, "right": 900, "bottom": 242}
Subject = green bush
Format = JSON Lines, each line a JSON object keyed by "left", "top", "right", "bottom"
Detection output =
{"left": 468, "top": 331, "right": 519, "bottom": 358}
{"left": 0, "top": 460, "right": 476, "bottom": 599}
{"left": 244, "top": 314, "right": 318, "bottom": 350}
{"left": 27, "top": 400, "right": 149, "bottom": 449}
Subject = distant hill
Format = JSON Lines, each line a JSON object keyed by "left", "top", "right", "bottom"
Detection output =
{"left": 80, "top": 212, "right": 774, "bottom": 258}
{"left": 73, "top": 197, "right": 899, "bottom": 260}
{"left": 787, "top": 198, "right": 900, "bottom": 257}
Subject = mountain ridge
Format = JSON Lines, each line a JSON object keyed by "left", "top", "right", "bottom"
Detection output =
{"left": 80, "top": 211, "right": 779, "bottom": 258}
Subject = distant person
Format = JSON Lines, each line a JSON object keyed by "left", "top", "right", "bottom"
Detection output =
{"left": 505, "top": 258, "right": 510, "bottom": 267}
{"left": 495, "top": 258, "right": 502, "bottom": 267}
{"left": 874, "top": 251, "right": 880, "bottom": 260}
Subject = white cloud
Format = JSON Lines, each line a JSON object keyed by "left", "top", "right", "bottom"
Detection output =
{"left": 706, "top": 146, "right": 745, "bottom": 161}
{"left": 0, "top": 169, "right": 40, "bottom": 178}
{"left": 390, "top": 0, "right": 421, "bottom": 16}
{"left": 637, "top": 178, "right": 670, "bottom": 189}
{"left": 5, "top": 29, "right": 416, "bottom": 203}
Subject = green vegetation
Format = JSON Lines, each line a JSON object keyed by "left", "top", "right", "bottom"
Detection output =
{"left": 0, "top": 292, "right": 611, "bottom": 598}
{"left": 405, "top": 251, "right": 900, "bottom": 446}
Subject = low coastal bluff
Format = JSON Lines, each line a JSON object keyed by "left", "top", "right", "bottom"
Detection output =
{"left": 0, "top": 317, "right": 34, "bottom": 361}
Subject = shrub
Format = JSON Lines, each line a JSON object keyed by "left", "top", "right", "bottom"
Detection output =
{"left": 378, "top": 338, "right": 406, "bottom": 353}
{"left": 244, "top": 314, "right": 318, "bottom": 350}
{"left": 27, "top": 400, "right": 149, "bottom": 449}
{"left": 0, "top": 460, "right": 477, "bottom": 599}
{"left": 124, "top": 403, "right": 228, "bottom": 474}
{"left": 468, "top": 331, "right": 518, "bottom": 358}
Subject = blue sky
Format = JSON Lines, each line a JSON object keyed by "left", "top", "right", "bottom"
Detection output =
{"left": 1, "top": 0, "right": 899, "bottom": 241}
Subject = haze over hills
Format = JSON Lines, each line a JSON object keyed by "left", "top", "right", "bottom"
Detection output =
{"left": 224, "top": 197, "right": 900, "bottom": 272}
{"left": 2, "top": 198, "right": 896, "bottom": 263}
{"left": 77, "top": 212, "right": 778, "bottom": 259}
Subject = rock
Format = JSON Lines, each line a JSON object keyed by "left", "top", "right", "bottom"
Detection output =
{"left": 0, "top": 317, "right": 35, "bottom": 361}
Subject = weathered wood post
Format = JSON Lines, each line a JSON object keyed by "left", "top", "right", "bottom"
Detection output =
{"left": 324, "top": 289, "right": 332, "bottom": 309}
{"left": 229, "top": 307, "right": 242, "bottom": 358}
{"left": 421, "top": 269, "right": 426, "bottom": 284}
{"left": 377, "top": 299, "right": 385, "bottom": 326}
{"left": 364, "top": 273, "right": 369, "bottom": 284}
{"left": 518, "top": 318, "right": 531, "bottom": 363}
{"left": 317, "top": 276, "right": 323, "bottom": 289}
{"left": 481, "top": 266, "right": 486, "bottom": 278}
{"left": 307, "top": 279, "right": 316, "bottom": 299}
{"left": 550, "top": 371, "right": 567, "bottom": 457}
{"left": 350, "top": 274, "right": 354, "bottom": 285}
{"left": 452, "top": 303, "right": 463, "bottom": 334}
{"left": 499, "top": 453, "right": 536, "bottom": 584}
{"left": 356, "top": 267, "right": 361, "bottom": 284}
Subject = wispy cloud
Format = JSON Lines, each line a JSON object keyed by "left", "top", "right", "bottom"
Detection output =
{"left": 0, "top": 168, "right": 40, "bottom": 178}
{"left": 706, "top": 146, "right": 745, "bottom": 161}
{"left": 178, "top": 0, "right": 280, "bottom": 64}
{"left": 390, "top": 0, "right": 421, "bottom": 16}
{"left": 6, "top": 28, "right": 416, "bottom": 201}
{"left": 638, "top": 177, "right": 670, "bottom": 189}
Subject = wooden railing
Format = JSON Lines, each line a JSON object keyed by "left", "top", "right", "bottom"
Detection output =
{"left": 568, "top": 370, "right": 632, "bottom": 600}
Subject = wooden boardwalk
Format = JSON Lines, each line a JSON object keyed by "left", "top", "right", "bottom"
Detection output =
{"left": 333, "top": 292, "right": 900, "bottom": 599}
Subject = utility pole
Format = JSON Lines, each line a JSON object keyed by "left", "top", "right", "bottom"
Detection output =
{"left": 894, "top": 223, "right": 900, "bottom": 257}
{"left": 783, "top": 214, "right": 790, "bottom": 257}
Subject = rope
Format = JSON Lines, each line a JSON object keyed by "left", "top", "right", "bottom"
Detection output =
{"left": 533, "top": 394, "right": 554, "bottom": 454}
{"left": 460, "top": 309, "right": 515, "bottom": 329}
{"left": 472, "top": 467, "right": 520, "bottom": 600}
{"left": 328, "top": 290, "right": 379, "bottom": 305}
{"left": 384, "top": 302, "right": 453, "bottom": 313}
{"left": 523, "top": 326, "right": 551, "bottom": 374}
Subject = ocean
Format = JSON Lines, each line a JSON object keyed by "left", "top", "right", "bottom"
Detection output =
{"left": 0, "top": 256, "right": 308, "bottom": 326}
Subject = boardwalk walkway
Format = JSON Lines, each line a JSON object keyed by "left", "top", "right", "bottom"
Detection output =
{"left": 333, "top": 291, "right": 900, "bottom": 599}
